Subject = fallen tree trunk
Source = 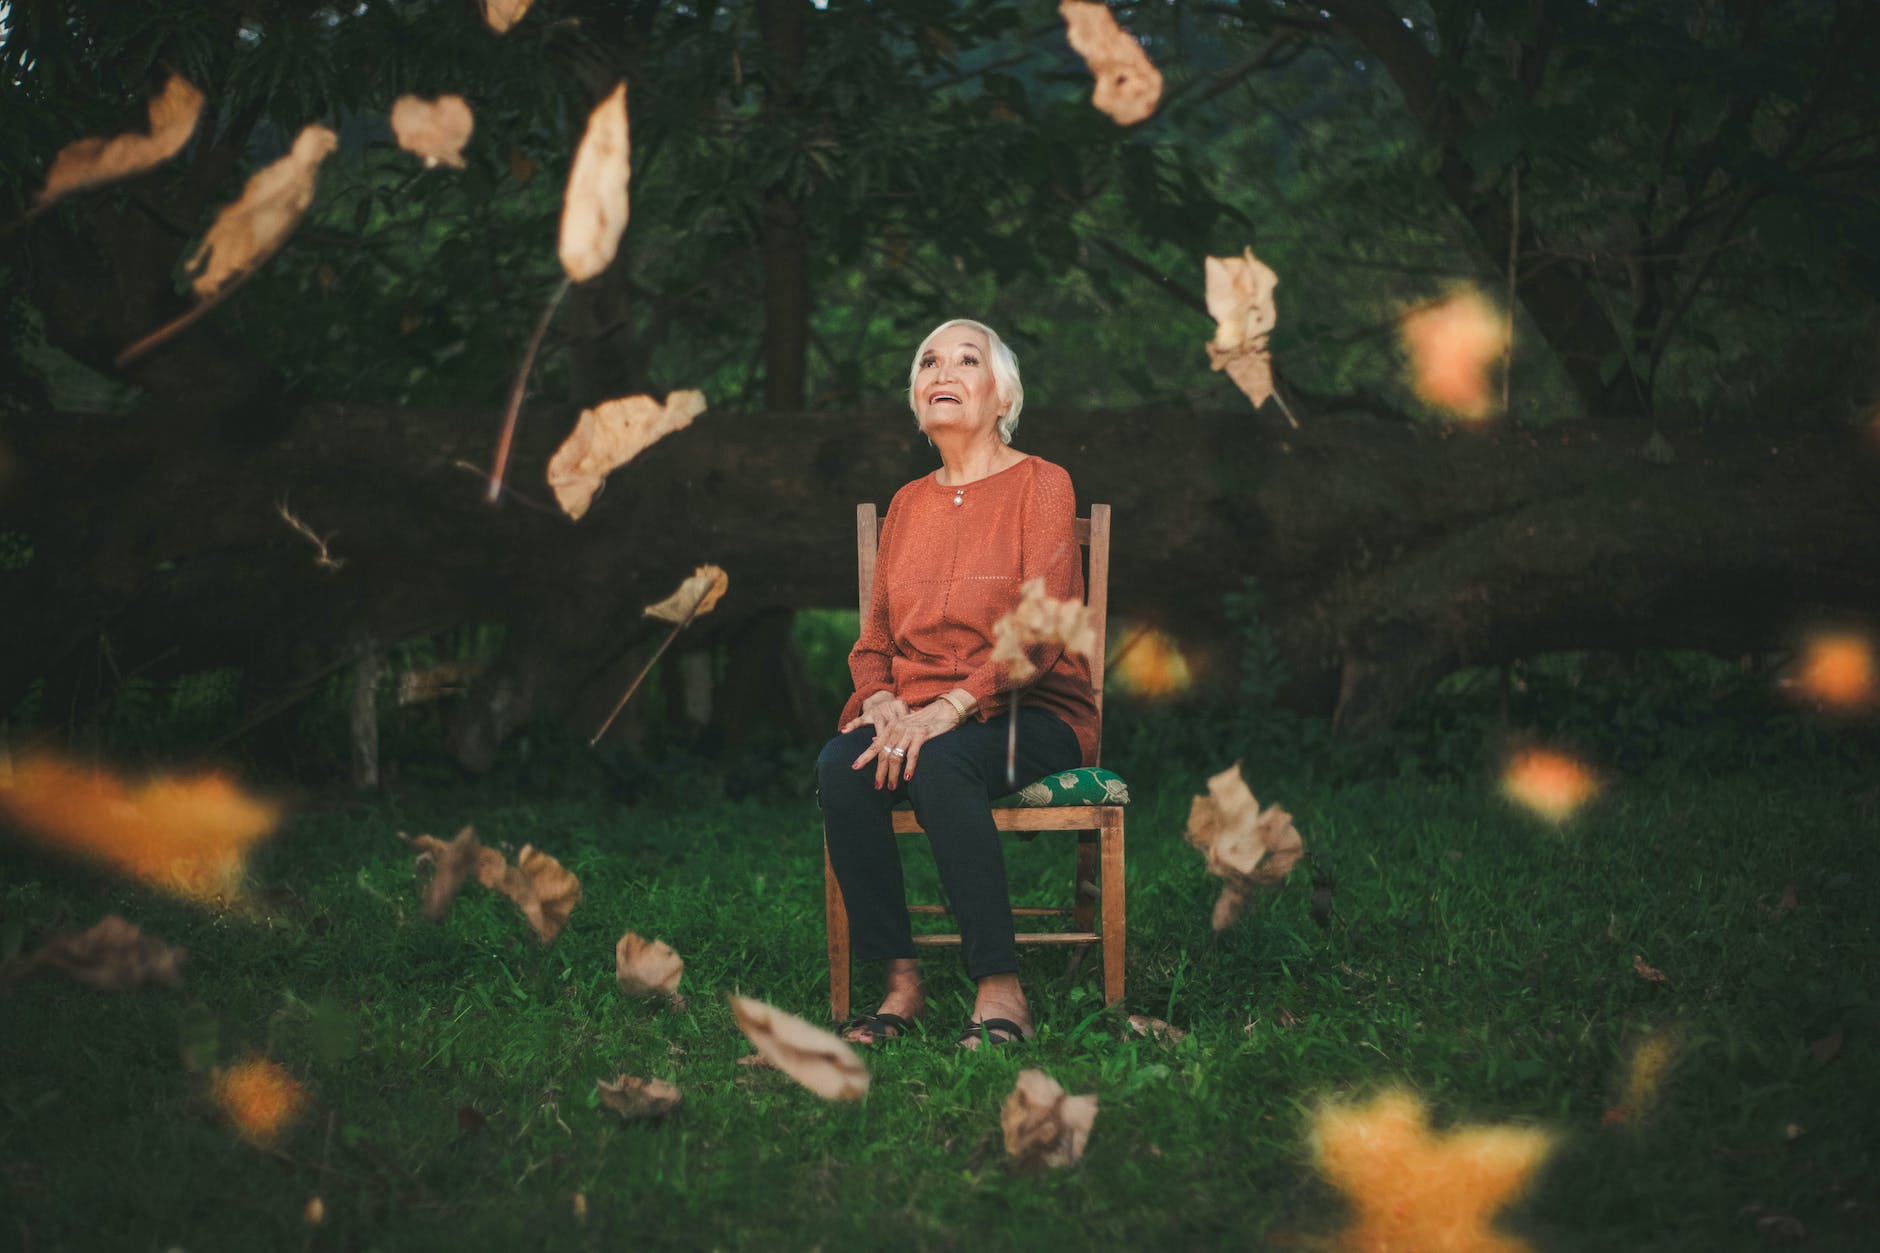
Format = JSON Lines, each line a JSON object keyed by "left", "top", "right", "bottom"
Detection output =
{"left": 3, "top": 399, "right": 1875, "bottom": 767}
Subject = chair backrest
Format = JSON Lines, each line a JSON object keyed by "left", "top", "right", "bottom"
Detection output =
{"left": 855, "top": 501, "right": 1112, "bottom": 754}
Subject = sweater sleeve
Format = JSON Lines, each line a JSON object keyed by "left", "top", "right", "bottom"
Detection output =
{"left": 956, "top": 463, "right": 1081, "bottom": 710}
{"left": 837, "top": 495, "right": 900, "bottom": 729}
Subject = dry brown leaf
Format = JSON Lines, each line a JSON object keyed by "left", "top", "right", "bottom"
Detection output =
{"left": 401, "top": 829, "right": 579, "bottom": 942}
{"left": 1632, "top": 954, "right": 1671, "bottom": 986}
{"left": 5, "top": 915, "right": 185, "bottom": 990}
{"left": 615, "top": 931, "right": 685, "bottom": 1004}
{"left": 38, "top": 74, "right": 204, "bottom": 207}
{"left": 547, "top": 390, "right": 707, "bottom": 520}
{"left": 212, "top": 1057, "right": 308, "bottom": 1147}
{"left": 186, "top": 125, "right": 339, "bottom": 298}
{"left": 595, "top": 1074, "right": 682, "bottom": 1121}
{"left": 1184, "top": 762, "right": 1304, "bottom": 930}
{"left": 728, "top": 994, "right": 869, "bottom": 1101}
{"left": 1204, "top": 249, "right": 1279, "bottom": 408}
{"left": 511, "top": 844, "right": 581, "bottom": 942}
{"left": 303, "top": 1196, "right": 325, "bottom": 1226}
{"left": 396, "top": 658, "right": 487, "bottom": 705}
{"left": 401, "top": 826, "right": 485, "bottom": 919}
{"left": 643, "top": 563, "right": 730, "bottom": 624}
{"left": 1125, "top": 1014, "right": 1187, "bottom": 1044}
{"left": 990, "top": 577, "right": 1098, "bottom": 683}
{"left": 559, "top": 82, "right": 631, "bottom": 282}
{"left": 1400, "top": 288, "right": 1509, "bottom": 420}
{"left": 1001, "top": 1068, "right": 1098, "bottom": 1171}
{"left": 390, "top": 94, "right": 474, "bottom": 169}
{"left": 1786, "top": 631, "right": 1877, "bottom": 710}
{"left": 481, "top": 0, "right": 533, "bottom": 33}
{"left": 1058, "top": 2, "right": 1163, "bottom": 126}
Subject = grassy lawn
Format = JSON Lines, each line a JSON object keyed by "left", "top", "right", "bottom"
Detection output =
{"left": 2, "top": 719, "right": 1877, "bottom": 1251}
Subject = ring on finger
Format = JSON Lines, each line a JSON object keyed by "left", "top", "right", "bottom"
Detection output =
{"left": 885, "top": 746, "right": 907, "bottom": 758}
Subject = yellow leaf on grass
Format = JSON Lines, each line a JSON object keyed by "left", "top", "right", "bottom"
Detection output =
{"left": 596, "top": 1074, "right": 682, "bottom": 1121}
{"left": 1500, "top": 748, "right": 1598, "bottom": 823}
{"left": 559, "top": 82, "right": 631, "bottom": 283}
{"left": 547, "top": 390, "right": 707, "bottom": 520}
{"left": 212, "top": 1058, "right": 307, "bottom": 1147}
{"left": 643, "top": 564, "right": 730, "bottom": 624}
{"left": 390, "top": 94, "right": 474, "bottom": 168}
{"left": 481, "top": 0, "right": 533, "bottom": 33}
{"left": 1058, "top": 1, "right": 1163, "bottom": 126}
{"left": 1184, "top": 762, "right": 1304, "bottom": 931}
{"left": 1603, "top": 1027, "right": 1677, "bottom": 1127}
{"left": 1204, "top": 249, "right": 1279, "bottom": 409}
{"left": 6, "top": 915, "right": 185, "bottom": 990}
{"left": 1401, "top": 289, "right": 1509, "bottom": 421}
{"left": 186, "top": 125, "right": 339, "bottom": 298}
{"left": 1002, "top": 1068, "right": 1098, "bottom": 1171}
{"left": 37, "top": 74, "right": 204, "bottom": 207}
{"left": 728, "top": 994, "right": 869, "bottom": 1101}
{"left": 615, "top": 931, "right": 685, "bottom": 1003}
{"left": 1311, "top": 1089, "right": 1555, "bottom": 1253}
{"left": 991, "top": 577, "right": 1098, "bottom": 683}
{"left": 0, "top": 754, "right": 281, "bottom": 904}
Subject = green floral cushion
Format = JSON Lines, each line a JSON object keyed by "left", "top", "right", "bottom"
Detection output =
{"left": 993, "top": 766, "right": 1130, "bottom": 808}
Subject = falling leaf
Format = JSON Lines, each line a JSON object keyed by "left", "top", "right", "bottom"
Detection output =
{"left": 1632, "top": 955, "right": 1671, "bottom": 986}
{"left": 396, "top": 658, "right": 488, "bottom": 705}
{"left": 399, "top": 829, "right": 580, "bottom": 942}
{"left": 37, "top": 74, "right": 204, "bottom": 207}
{"left": 728, "top": 995, "right": 869, "bottom": 1101}
{"left": 572, "top": 1193, "right": 588, "bottom": 1221}
{"left": 212, "top": 1058, "right": 307, "bottom": 1147}
{"left": 1183, "top": 762, "right": 1304, "bottom": 931}
{"left": 1785, "top": 631, "right": 1876, "bottom": 710}
{"left": 3, "top": 915, "right": 185, "bottom": 990}
{"left": 0, "top": 753, "right": 281, "bottom": 904}
{"left": 559, "top": 82, "right": 631, "bottom": 283}
{"left": 643, "top": 563, "right": 730, "bottom": 624}
{"left": 1107, "top": 624, "right": 1193, "bottom": 699}
{"left": 186, "top": 125, "right": 338, "bottom": 298}
{"left": 1311, "top": 1089, "right": 1554, "bottom": 1253}
{"left": 596, "top": 1074, "right": 682, "bottom": 1121}
{"left": 303, "top": 1196, "right": 325, "bottom": 1226}
{"left": 547, "top": 390, "right": 707, "bottom": 520}
{"left": 1500, "top": 748, "right": 1598, "bottom": 823}
{"left": 1400, "top": 289, "right": 1510, "bottom": 420}
{"left": 481, "top": 0, "right": 533, "bottom": 33}
{"left": 1001, "top": 1068, "right": 1098, "bottom": 1171}
{"left": 1204, "top": 249, "right": 1279, "bottom": 408}
{"left": 401, "top": 827, "right": 486, "bottom": 919}
{"left": 990, "top": 577, "right": 1098, "bottom": 683}
{"left": 1058, "top": 1, "right": 1163, "bottom": 126}
{"left": 1603, "top": 1028, "right": 1677, "bottom": 1128}
{"left": 390, "top": 94, "right": 474, "bottom": 169}
{"left": 616, "top": 931, "right": 685, "bottom": 1005}
{"left": 1125, "top": 1014, "right": 1187, "bottom": 1044}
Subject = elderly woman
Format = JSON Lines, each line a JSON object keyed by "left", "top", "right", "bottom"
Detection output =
{"left": 816, "top": 318, "right": 1099, "bottom": 1050}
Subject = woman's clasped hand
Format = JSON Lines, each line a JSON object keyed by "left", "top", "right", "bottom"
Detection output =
{"left": 843, "top": 692, "right": 965, "bottom": 790}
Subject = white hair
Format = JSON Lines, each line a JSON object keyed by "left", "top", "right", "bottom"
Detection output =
{"left": 906, "top": 318, "right": 1024, "bottom": 444}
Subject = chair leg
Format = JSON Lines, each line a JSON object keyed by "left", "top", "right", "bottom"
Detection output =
{"left": 1100, "top": 810, "right": 1125, "bottom": 1006}
{"left": 823, "top": 831, "right": 851, "bottom": 1023}
{"left": 1073, "top": 832, "right": 1098, "bottom": 932}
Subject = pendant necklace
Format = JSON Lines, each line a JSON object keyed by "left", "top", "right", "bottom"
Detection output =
{"left": 952, "top": 487, "right": 965, "bottom": 507}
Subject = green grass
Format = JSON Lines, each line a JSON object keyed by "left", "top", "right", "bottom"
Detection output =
{"left": 2, "top": 748, "right": 1877, "bottom": 1251}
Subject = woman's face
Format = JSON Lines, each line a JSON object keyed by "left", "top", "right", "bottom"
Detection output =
{"left": 913, "top": 326, "right": 1005, "bottom": 440}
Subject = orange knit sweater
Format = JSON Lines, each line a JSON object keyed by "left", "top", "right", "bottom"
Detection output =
{"left": 839, "top": 455, "right": 1100, "bottom": 767}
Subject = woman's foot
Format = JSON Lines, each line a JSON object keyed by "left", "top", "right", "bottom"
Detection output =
{"left": 960, "top": 973, "right": 1033, "bottom": 1050}
{"left": 843, "top": 959, "right": 925, "bottom": 1045}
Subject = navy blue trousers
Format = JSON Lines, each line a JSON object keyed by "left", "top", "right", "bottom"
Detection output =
{"left": 817, "top": 708, "right": 1081, "bottom": 980}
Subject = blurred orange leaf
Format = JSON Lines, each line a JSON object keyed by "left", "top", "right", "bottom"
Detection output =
{"left": 1204, "top": 248, "right": 1279, "bottom": 409}
{"left": 37, "top": 74, "right": 204, "bottom": 207}
{"left": 390, "top": 94, "right": 474, "bottom": 168}
{"left": 547, "top": 390, "right": 707, "bottom": 520}
{"left": 643, "top": 564, "right": 729, "bottom": 625}
{"left": 1107, "top": 624, "right": 1193, "bottom": 699}
{"left": 1184, "top": 762, "right": 1304, "bottom": 931}
{"left": 1058, "top": 1, "right": 1163, "bottom": 126}
{"left": 991, "top": 577, "right": 1097, "bottom": 683}
{"left": 0, "top": 754, "right": 280, "bottom": 904}
{"left": 1500, "top": 748, "right": 1598, "bottom": 823}
{"left": 1002, "top": 1068, "right": 1098, "bottom": 1171}
{"left": 1311, "top": 1089, "right": 1554, "bottom": 1253}
{"left": 1786, "top": 631, "right": 1875, "bottom": 710}
{"left": 615, "top": 931, "right": 685, "bottom": 1007}
{"left": 1401, "top": 289, "right": 1509, "bottom": 420}
{"left": 1632, "top": 954, "right": 1671, "bottom": 985}
{"left": 212, "top": 1058, "right": 307, "bottom": 1147}
{"left": 728, "top": 995, "right": 868, "bottom": 1101}
{"left": 3, "top": 914, "right": 184, "bottom": 990}
{"left": 596, "top": 1074, "right": 682, "bottom": 1121}
{"left": 481, "top": 0, "right": 533, "bottom": 33}
{"left": 186, "top": 125, "right": 337, "bottom": 298}
{"left": 1603, "top": 1028, "right": 1677, "bottom": 1128}
{"left": 559, "top": 82, "right": 631, "bottom": 283}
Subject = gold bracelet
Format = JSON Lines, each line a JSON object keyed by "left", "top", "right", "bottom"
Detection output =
{"left": 939, "top": 691, "right": 972, "bottom": 724}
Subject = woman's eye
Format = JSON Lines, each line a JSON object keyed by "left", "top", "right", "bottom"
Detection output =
{"left": 919, "top": 357, "right": 935, "bottom": 368}
{"left": 962, "top": 355, "right": 979, "bottom": 366}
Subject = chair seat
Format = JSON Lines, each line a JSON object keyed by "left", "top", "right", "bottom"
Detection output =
{"left": 992, "top": 766, "right": 1130, "bottom": 808}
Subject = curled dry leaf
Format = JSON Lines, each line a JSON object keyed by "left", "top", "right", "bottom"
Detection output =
{"left": 401, "top": 826, "right": 485, "bottom": 919}
{"left": 509, "top": 845, "right": 582, "bottom": 943}
{"left": 1204, "top": 249, "right": 1279, "bottom": 409}
{"left": 187, "top": 125, "right": 339, "bottom": 298}
{"left": 615, "top": 931, "right": 685, "bottom": 1004}
{"left": 481, "top": 0, "right": 533, "bottom": 34}
{"left": 212, "top": 1057, "right": 308, "bottom": 1147}
{"left": 1311, "top": 1089, "right": 1554, "bottom": 1253}
{"left": 1632, "top": 954, "right": 1671, "bottom": 986}
{"left": 547, "top": 390, "right": 707, "bottom": 520}
{"left": 1501, "top": 748, "right": 1598, "bottom": 823}
{"left": 400, "top": 829, "right": 580, "bottom": 943}
{"left": 1001, "top": 1068, "right": 1098, "bottom": 1171}
{"left": 643, "top": 563, "right": 730, "bottom": 624}
{"left": 991, "top": 577, "right": 1098, "bottom": 683}
{"left": 728, "top": 994, "right": 869, "bottom": 1102}
{"left": 1183, "top": 762, "right": 1304, "bottom": 931}
{"left": 1125, "top": 1014, "right": 1187, "bottom": 1044}
{"left": 1058, "top": 1, "right": 1163, "bottom": 126}
{"left": 390, "top": 94, "right": 474, "bottom": 169}
{"left": 38, "top": 74, "right": 204, "bottom": 207}
{"left": 559, "top": 82, "right": 631, "bottom": 283}
{"left": 1400, "top": 288, "right": 1509, "bottom": 421}
{"left": 5, "top": 915, "right": 184, "bottom": 990}
{"left": 0, "top": 753, "right": 281, "bottom": 904}
{"left": 596, "top": 1074, "right": 682, "bottom": 1121}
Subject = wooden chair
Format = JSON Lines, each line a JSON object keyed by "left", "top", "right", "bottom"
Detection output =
{"left": 823, "top": 502, "right": 1126, "bottom": 1022}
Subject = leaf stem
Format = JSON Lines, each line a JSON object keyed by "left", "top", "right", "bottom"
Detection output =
{"left": 487, "top": 278, "right": 571, "bottom": 505}
{"left": 590, "top": 596, "right": 703, "bottom": 747}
